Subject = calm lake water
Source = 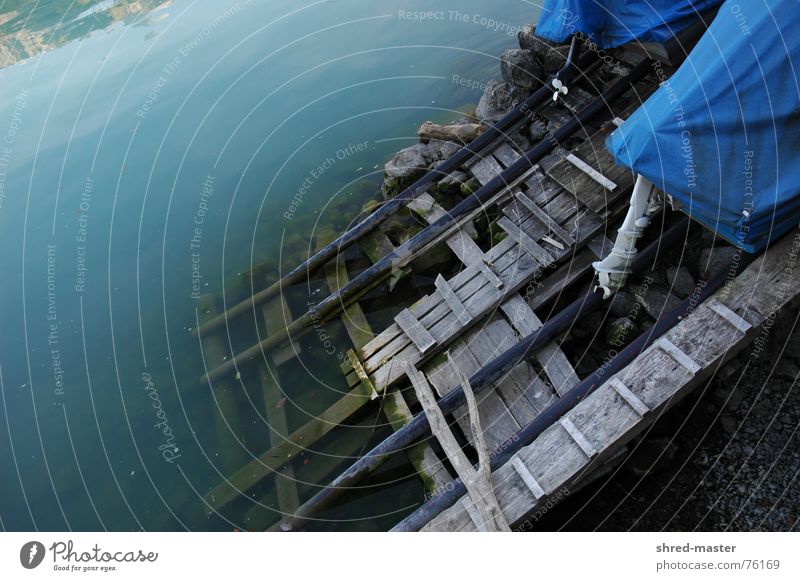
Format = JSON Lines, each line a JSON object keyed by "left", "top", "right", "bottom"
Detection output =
{"left": 0, "top": 0, "right": 541, "bottom": 531}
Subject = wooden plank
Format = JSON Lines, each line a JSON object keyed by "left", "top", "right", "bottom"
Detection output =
{"left": 205, "top": 381, "right": 374, "bottom": 513}
{"left": 196, "top": 294, "right": 249, "bottom": 474}
{"left": 708, "top": 298, "right": 753, "bottom": 334}
{"left": 541, "top": 236, "right": 565, "bottom": 251}
{"left": 465, "top": 317, "right": 550, "bottom": 424}
{"left": 359, "top": 182, "right": 587, "bottom": 370}
{"left": 461, "top": 497, "right": 487, "bottom": 532}
{"left": 514, "top": 191, "right": 575, "bottom": 245}
{"left": 347, "top": 350, "right": 379, "bottom": 400}
{"left": 469, "top": 155, "right": 504, "bottom": 186}
{"left": 395, "top": 308, "right": 437, "bottom": 354}
{"left": 408, "top": 192, "right": 486, "bottom": 269}
{"left": 586, "top": 234, "right": 615, "bottom": 259}
{"left": 261, "top": 297, "right": 300, "bottom": 514}
{"left": 559, "top": 416, "right": 598, "bottom": 458}
{"left": 609, "top": 377, "right": 650, "bottom": 416}
{"left": 209, "top": 161, "right": 536, "bottom": 388}
{"left": 435, "top": 274, "right": 472, "bottom": 325}
{"left": 545, "top": 130, "right": 635, "bottom": 214}
{"left": 360, "top": 176, "right": 552, "bottom": 367}
{"left": 497, "top": 216, "right": 554, "bottom": 265}
{"left": 406, "top": 363, "right": 510, "bottom": 531}
{"left": 360, "top": 266, "right": 488, "bottom": 363}
{"left": 407, "top": 196, "right": 560, "bottom": 432}
{"left": 526, "top": 246, "right": 596, "bottom": 310}
{"left": 262, "top": 295, "right": 301, "bottom": 366}
{"left": 424, "top": 334, "right": 521, "bottom": 449}
{"left": 564, "top": 153, "right": 617, "bottom": 191}
{"left": 492, "top": 142, "right": 520, "bottom": 168}
{"left": 510, "top": 456, "right": 545, "bottom": 499}
{"left": 656, "top": 337, "right": 701, "bottom": 374}
{"left": 328, "top": 234, "right": 452, "bottom": 494}
{"left": 500, "top": 295, "right": 579, "bottom": 396}
{"left": 478, "top": 259, "right": 504, "bottom": 289}
{"left": 362, "top": 195, "right": 612, "bottom": 392}
{"left": 422, "top": 229, "right": 800, "bottom": 531}
{"left": 413, "top": 196, "right": 566, "bottom": 408}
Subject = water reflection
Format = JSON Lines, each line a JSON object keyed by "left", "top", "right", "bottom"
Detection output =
{"left": 0, "top": 1, "right": 174, "bottom": 69}
{"left": 0, "top": 0, "right": 535, "bottom": 531}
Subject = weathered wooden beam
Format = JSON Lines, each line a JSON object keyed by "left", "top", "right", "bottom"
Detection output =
{"left": 196, "top": 294, "right": 248, "bottom": 474}
{"left": 406, "top": 363, "right": 509, "bottom": 532}
{"left": 260, "top": 296, "right": 300, "bottom": 514}
{"left": 324, "top": 232, "right": 452, "bottom": 495}
{"left": 204, "top": 381, "right": 373, "bottom": 513}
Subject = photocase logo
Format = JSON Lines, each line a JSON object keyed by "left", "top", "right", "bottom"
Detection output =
{"left": 20, "top": 541, "right": 46, "bottom": 569}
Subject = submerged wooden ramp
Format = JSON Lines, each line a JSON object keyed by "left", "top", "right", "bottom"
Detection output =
{"left": 340, "top": 123, "right": 632, "bottom": 453}
{"left": 198, "top": 43, "right": 662, "bottom": 526}
{"left": 418, "top": 228, "right": 800, "bottom": 531}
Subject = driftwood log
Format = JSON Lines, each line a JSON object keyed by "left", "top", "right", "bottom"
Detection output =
{"left": 418, "top": 121, "right": 485, "bottom": 145}
{"left": 405, "top": 362, "right": 510, "bottom": 532}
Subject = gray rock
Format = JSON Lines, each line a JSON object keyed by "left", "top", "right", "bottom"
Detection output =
{"left": 517, "top": 24, "right": 539, "bottom": 52}
{"left": 751, "top": 400, "right": 773, "bottom": 417}
{"left": 434, "top": 170, "right": 469, "bottom": 196}
{"left": 475, "top": 79, "right": 520, "bottom": 123}
{"left": 727, "top": 388, "right": 747, "bottom": 412}
{"left": 538, "top": 44, "right": 570, "bottom": 74}
{"left": 518, "top": 24, "right": 568, "bottom": 73}
{"left": 606, "top": 317, "right": 636, "bottom": 348}
{"left": 609, "top": 289, "right": 639, "bottom": 319}
{"left": 698, "top": 245, "right": 742, "bottom": 279}
{"left": 508, "top": 128, "right": 532, "bottom": 151}
{"left": 384, "top": 143, "right": 433, "bottom": 182}
{"left": 500, "top": 48, "right": 543, "bottom": 90}
{"left": 436, "top": 140, "right": 461, "bottom": 160}
{"left": 666, "top": 265, "right": 696, "bottom": 298}
{"left": 527, "top": 119, "right": 549, "bottom": 142}
{"left": 633, "top": 284, "right": 682, "bottom": 319}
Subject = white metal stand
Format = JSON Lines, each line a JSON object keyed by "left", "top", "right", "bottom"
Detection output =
{"left": 593, "top": 175, "right": 661, "bottom": 298}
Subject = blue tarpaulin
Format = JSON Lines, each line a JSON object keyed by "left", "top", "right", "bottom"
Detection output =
{"left": 535, "top": 0, "right": 723, "bottom": 48}
{"left": 606, "top": 0, "right": 800, "bottom": 252}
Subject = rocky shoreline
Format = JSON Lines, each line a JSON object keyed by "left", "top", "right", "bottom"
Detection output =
{"left": 380, "top": 24, "right": 575, "bottom": 199}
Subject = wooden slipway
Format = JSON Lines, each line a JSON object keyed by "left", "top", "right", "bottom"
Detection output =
{"left": 420, "top": 228, "right": 800, "bottom": 531}
{"left": 199, "top": 45, "right": 659, "bottom": 524}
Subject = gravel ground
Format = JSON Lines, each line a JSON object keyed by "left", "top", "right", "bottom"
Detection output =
{"left": 540, "top": 301, "right": 800, "bottom": 532}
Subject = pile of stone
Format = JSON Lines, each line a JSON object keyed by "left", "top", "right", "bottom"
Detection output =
{"left": 564, "top": 233, "right": 744, "bottom": 377}
{"left": 380, "top": 24, "right": 568, "bottom": 198}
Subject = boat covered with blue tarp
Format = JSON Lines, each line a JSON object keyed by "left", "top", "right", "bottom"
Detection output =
{"left": 606, "top": 0, "right": 800, "bottom": 252}
{"left": 535, "top": 0, "right": 723, "bottom": 49}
